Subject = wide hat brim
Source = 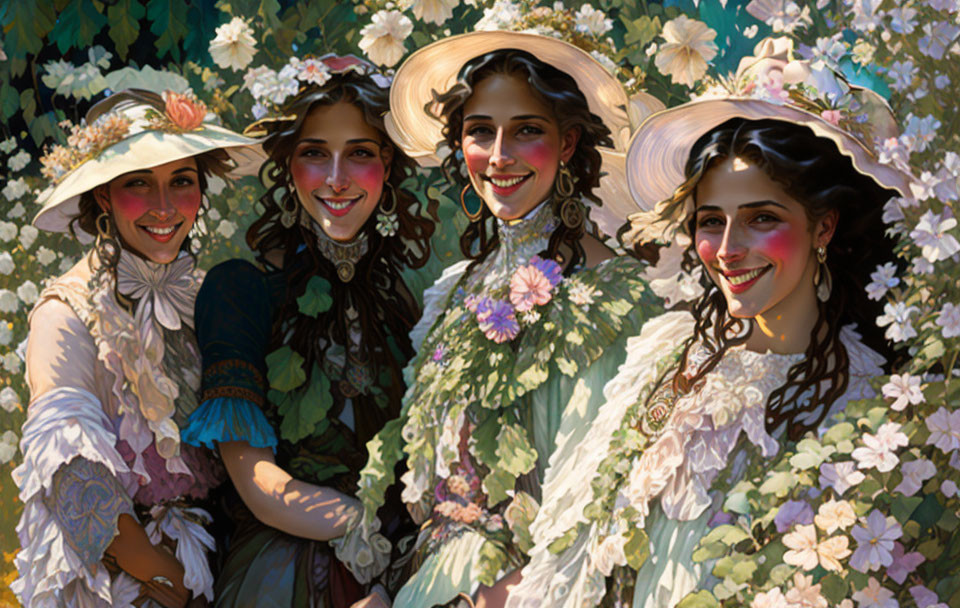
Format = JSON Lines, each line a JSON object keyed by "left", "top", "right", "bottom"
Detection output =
{"left": 626, "top": 96, "right": 913, "bottom": 219}
{"left": 384, "top": 30, "right": 633, "bottom": 165}
{"left": 34, "top": 124, "right": 265, "bottom": 233}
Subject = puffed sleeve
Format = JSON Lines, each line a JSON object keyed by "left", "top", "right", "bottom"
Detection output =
{"left": 181, "top": 259, "right": 278, "bottom": 449}
{"left": 11, "top": 298, "right": 138, "bottom": 607}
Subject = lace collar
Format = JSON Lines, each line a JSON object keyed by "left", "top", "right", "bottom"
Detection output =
{"left": 304, "top": 218, "right": 370, "bottom": 283}
{"left": 115, "top": 249, "right": 197, "bottom": 330}
{"left": 468, "top": 200, "right": 559, "bottom": 292}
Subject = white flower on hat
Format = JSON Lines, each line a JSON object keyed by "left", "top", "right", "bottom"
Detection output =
{"left": 359, "top": 10, "right": 413, "bottom": 67}
{"left": 575, "top": 4, "right": 613, "bottom": 36}
{"left": 209, "top": 17, "right": 258, "bottom": 72}
{"left": 654, "top": 15, "right": 718, "bottom": 88}
{"left": 410, "top": 0, "right": 458, "bottom": 26}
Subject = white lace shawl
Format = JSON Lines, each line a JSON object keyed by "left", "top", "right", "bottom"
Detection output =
{"left": 508, "top": 311, "right": 885, "bottom": 608}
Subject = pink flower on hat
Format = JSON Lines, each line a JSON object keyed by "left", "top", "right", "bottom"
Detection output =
{"left": 163, "top": 92, "right": 207, "bottom": 132}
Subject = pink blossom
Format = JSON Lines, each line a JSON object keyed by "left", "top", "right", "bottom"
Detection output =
{"left": 821, "top": 109, "right": 845, "bottom": 125}
{"left": 926, "top": 406, "right": 960, "bottom": 454}
{"left": 509, "top": 264, "right": 554, "bottom": 312}
{"left": 852, "top": 577, "right": 897, "bottom": 608}
{"left": 751, "top": 587, "right": 790, "bottom": 608}
{"left": 886, "top": 542, "right": 924, "bottom": 584}
{"left": 894, "top": 458, "right": 936, "bottom": 496}
{"left": 881, "top": 373, "right": 924, "bottom": 411}
{"left": 820, "top": 461, "right": 865, "bottom": 495}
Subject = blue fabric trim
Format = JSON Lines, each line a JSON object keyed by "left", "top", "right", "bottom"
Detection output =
{"left": 182, "top": 397, "right": 278, "bottom": 450}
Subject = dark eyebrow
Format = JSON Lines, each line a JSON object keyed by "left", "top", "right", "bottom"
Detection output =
{"left": 172, "top": 167, "right": 198, "bottom": 174}
{"left": 463, "top": 114, "right": 491, "bottom": 122}
{"left": 697, "top": 200, "right": 789, "bottom": 213}
{"left": 347, "top": 138, "right": 381, "bottom": 146}
{"left": 462, "top": 114, "right": 551, "bottom": 122}
{"left": 297, "top": 138, "right": 381, "bottom": 146}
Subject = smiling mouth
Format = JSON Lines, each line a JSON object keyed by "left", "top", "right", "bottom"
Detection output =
{"left": 482, "top": 173, "right": 532, "bottom": 193}
{"left": 720, "top": 265, "right": 772, "bottom": 292}
{"left": 317, "top": 194, "right": 362, "bottom": 217}
{"left": 139, "top": 223, "right": 182, "bottom": 242}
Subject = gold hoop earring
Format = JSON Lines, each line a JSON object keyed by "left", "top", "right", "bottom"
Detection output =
{"left": 279, "top": 193, "right": 299, "bottom": 228}
{"left": 375, "top": 182, "right": 400, "bottom": 237}
{"left": 95, "top": 212, "right": 121, "bottom": 269}
{"left": 554, "top": 162, "right": 582, "bottom": 229}
{"left": 554, "top": 161, "right": 577, "bottom": 199}
{"left": 814, "top": 246, "right": 832, "bottom": 302}
{"left": 460, "top": 183, "right": 483, "bottom": 222}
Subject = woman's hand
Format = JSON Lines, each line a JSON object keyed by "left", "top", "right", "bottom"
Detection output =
{"left": 105, "top": 514, "right": 192, "bottom": 608}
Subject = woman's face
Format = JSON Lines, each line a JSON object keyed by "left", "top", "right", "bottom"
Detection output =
{"left": 95, "top": 157, "right": 203, "bottom": 265}
{"left": 694, "top": 157, "right": 836, "bottom": 321}
{"left": 289, "top": 100, "right": 393, "bottom": 242}
{"left": 460, "top": 73, "right": 579, "bottom": 221}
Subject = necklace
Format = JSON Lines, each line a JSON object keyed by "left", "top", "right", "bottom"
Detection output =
{"left": 306, "top": 219, "right": 370, "bottom": 283}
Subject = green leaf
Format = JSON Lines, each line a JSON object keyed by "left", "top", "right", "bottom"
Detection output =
{"left": 2, "top": 1, "right": 55, "bottom": 57}
{"left": 623, "top": 527, "right": 650, "bottom": 570}
{"left": 297, "top": 276, "right": 334, "bottom": 318}
{"left": 917, "top": 538, "right": 944, "bottom": 561}
{"left": 790, "top": 439, "right": 837, "bottom": 470}
{"left": 622, "top": 15, "right": 660, "bottom": 47}
{"left": 278, "top": 368, "right": 332, "bottom": 443}
{"left": 19, "top": 89, "right": 36, "bottom": 122}
{"left": 759, "top": 471, "right": 797, "bottom": 497}
{"left": 49, "top": 0, "right": 107, "bottom": 53}
{"left": 547, "top": 526, "right": 578, "bottom": 555}
{"left": 476, "top": 540, "right": 508, "bottom": 587}
{"left": 29, "top": 111, "right": 62, "bottom": 147}
{"left": 819, "top": 574, "right": 848, "bottom": 604}
{"left": 675, "top": 590, "right": 720, "bottom": 608}
{"left": 108, "top": 0, "right": 145, "bottom": 60}
{"left": 0, "top": 83, "right": 19, "bottom": 121}
{"left": 891, "top": 495, "right": 923, "bottom": 524}
{"left": 266, "top": 346, "right": 307, "bottom": 392}
{"left": 183, "top": 1, "right": 220, "bottom": 62}
{"left": 496, "top": 422, "right": 538, "bottom": 477}
{"left": 147, "top": 0, "right": 189, "bottom": 61}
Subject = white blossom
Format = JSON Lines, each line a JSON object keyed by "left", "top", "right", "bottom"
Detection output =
{"left": 912, "top": 256, "right": 935, "bottom": 275}
{"left": 2, "top": 177, "right": 29, "bottom": 201}
{"left": 0, "top": 386, "right": 19, "bottom": 412}
{"left": 209, "top": 17, "right": 258, "bottom": 72}
{"left": 881, "top": 374, "right": 924, "bottom": 411}
{"left": 865, "top": 262, "right": 899, "bottom": 300}
{"left": 475, "top": 0, "right": 523, "bottom": 31}
{"left": 359, "top": 10, "right": 413, "bottom": 67}
{"left": 7, "top": 149, "right": 30, "bottom": 172}
{"left": 938, "top": 302, "right": 960, "bottom": 339}
{"left": 895, "top": 458, "right": 936, "bottom": 496}
{"left": 8, "top": 202, "right": 25, "bottom": 219}
{"left": 19, "top": 225, "right": 38, "bottom": 251}
{"left": 0, "top": 222, "right": 16, "bottom": 242}
{"left": 216, "top": 220, "right": 238, "bottom": 239}
{"left": 926, "top": 407, "right": 960, "bottom": 454}
{"left": 853, "top": 423, "right": 908, "bottom": 472}
{"left": 746, "top": 0, "right": 812, "bottom": 33}
{"left": 0, "top": 137, "right": 16, "bottom": 154}
{"left": 0, "top": 289, "right": 18, "bottom": 313}
{"left": 0, "top": 251, "right": 13, "bottom": 275}
{"left": 35, "top": 246, "right": 56, "bottom": 266}
{"left": 876, "top": 301, "right": 918, "bottom": 343}
{"left": 655, "top": 16, "right": 719, "bottom": 88}
{"left": 410, "top": 0, "right": 458, "bottom": 26}
{"left": 2, "top": 351, "right": 21, "bottom": 374}
{"left": 16, "top": 280, "right": 38, "bottom": 305}
{"left": 0, "top": 430, "right": 18, "bottom": 465}
{"left": 910, "top": 210, "right": 960, "bottom": 262}
{"left": 0, "top": 322, "right": 11, "bottom": 346}
{"left": 575, "top": 4, "right": 613, "bottom": 36}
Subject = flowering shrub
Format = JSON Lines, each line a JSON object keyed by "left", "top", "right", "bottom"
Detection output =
{"left": 0, "top": 0, "right": 956, "bottom": 604}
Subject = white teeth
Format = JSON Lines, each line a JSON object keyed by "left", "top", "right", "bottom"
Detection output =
{"left": 144, "top": 225, "right": 175, "bottom": 235}
{"left": 324, "top": 198, "right": 354, "bottom": 210}
{"left": 725, "top": 267, "right": 766, "bottom": 285}
{"left": 490, "top": 175, "right": 525, "bottom": 188}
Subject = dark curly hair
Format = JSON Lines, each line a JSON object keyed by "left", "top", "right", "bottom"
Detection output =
{"left": 246, "top": 71, "right": 436, "bottom": 417}
{"left": 430, "top": 49, "right": 613, "bottom": 273}
{"left": 643, "top": 118, "right": 900, "bottom": 441}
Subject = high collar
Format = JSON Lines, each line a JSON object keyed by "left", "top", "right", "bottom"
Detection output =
{"left": 468, "top": 200, "right": 559, "bottom": 293}
{"left": 115, "top": 249, "right": 197, "bottom": 330}
{"left": 304, "top": 218, "right": 370, "bottom": 283}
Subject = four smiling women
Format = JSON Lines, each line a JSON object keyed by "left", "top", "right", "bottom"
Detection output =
{"left": 13, "top": 31, "right": 913, "bottom": 608}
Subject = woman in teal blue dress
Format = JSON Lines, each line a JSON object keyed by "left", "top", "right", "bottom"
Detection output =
{"left": 182, "top": 55, "right": 434, "bottom": 607}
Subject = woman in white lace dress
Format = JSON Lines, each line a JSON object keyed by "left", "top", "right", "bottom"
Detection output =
{"left": 12, "top": 89, "right": 262, "bottom": 608}
{"left": 508, "top": 37, "right": 915, "bottom": 608}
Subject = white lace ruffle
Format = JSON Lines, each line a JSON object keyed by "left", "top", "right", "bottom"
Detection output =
{"left": 145, "top": 504, "right": 216, "bottom": 601}
{"left": 510, "top": 314, "right": 885, "bottom": 608}
{"left": 409, "top": 260, "right": 472, "bottom": 354}
{"left": 11, "top": 387, "right": 135, "bottom": 608}
{"left": 329, "top": 514, "right": 392, "bottom": 584}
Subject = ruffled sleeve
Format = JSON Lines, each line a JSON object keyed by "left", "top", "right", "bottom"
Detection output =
{"left": 408, "top": 259, "right": 471, "bottom": 354}
{"left": 508, "top": 312, "right": 696, "bottom": 608}
{"left": 182, "top": 259, "right": 277, "bottom": 449}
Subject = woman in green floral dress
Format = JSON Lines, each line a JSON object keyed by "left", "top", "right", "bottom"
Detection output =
{"left": 509, "top": 37, "right": 916, "bottom": 608}
{"left": 338, "top": 31, "right": 661, "bottom": 608}
{"left": 181, "top": 55, "right": 435, "bottom": 607}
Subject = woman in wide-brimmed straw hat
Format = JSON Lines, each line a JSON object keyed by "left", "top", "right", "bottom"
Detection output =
{"left": 508, "top": 37, "right": 913, "bottom": 608}
{"left": 179, "top": 54, "right": 436, "bottom": 608}
{"left": 341, "top": 29, "right": 662, "bottom": 608}
{"left": 12, "top": 89, "right": 263, "bottom": 608}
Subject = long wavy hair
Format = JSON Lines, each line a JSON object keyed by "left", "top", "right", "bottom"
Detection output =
{"left": 430, "top": 49, "right": 613, "bottom": 273}
{"left": 641, "top": 118, "right": 900, "bottom": 440}
{"left": 247, "top": 72, "right": 435, "bottom": 428}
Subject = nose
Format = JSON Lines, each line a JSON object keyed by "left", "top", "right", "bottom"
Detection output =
{"left": 717, "top": 222, "right": 747, "bottom": 265}
{"left": 150, "top": 187, "right": 177, "bottom": 222}
{"left": 488, "top": 127, "right": 514, "bottom": 169}
{"left": 326, "top": 154, "right": 349, "bottom": 193}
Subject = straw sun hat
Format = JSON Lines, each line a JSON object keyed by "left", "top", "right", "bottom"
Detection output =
{"left": 620, "top": 36, "right": 914, "bottom": 248}
{"left": 34, "top": 89, "right": 265, "bottom": 233}
{"left": 384, "top": 30, "right": 663, "bottom": 239}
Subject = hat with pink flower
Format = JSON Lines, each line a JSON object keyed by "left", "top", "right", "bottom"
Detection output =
{"left": 621, "top": 36, "right": 915, "bottom": 248}
{"left": 34, "top": 88, "right": 265, "bottom": 233}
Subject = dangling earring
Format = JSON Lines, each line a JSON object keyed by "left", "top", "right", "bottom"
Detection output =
{"left": 460, "top": 183, "right": 483, "bottom": 222}
{"left": 554, "top": 161, "right": 582, "bottom": 229}
{"left": 279, "top": 193, "right": 299, "bottom": 229}
{"left": 95, "top": 211, "right": 121, "bottom": 270}
{"left": 375, "top": 182, "right": 400, "bottom": 237}
{"left": 814, "top": 246, "right": 832, "bottom": 302}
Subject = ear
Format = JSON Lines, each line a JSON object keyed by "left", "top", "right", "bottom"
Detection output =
{"left": 93, "top": 185, "right": 111, "bottom": 213}
{"left": 559, "top": 126, "right": 580, "bottom": 164}
{"left": 815, "top": 209, "right": 838, "bottom": 249}
{"left": 380, "top": 144, "right": 395, "bottom": 181}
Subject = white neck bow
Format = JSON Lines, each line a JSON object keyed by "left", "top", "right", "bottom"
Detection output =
{"left": 116, "top": 250, "right": 196, "bottom": 330}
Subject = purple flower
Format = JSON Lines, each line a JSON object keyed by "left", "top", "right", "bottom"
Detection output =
{"left": 529, "top": 255, "right": 563, "bottom": 286}
{"left": 477, "top": 299, "right": 519, "bottom": 343}
{"left": 464, "top": 293, "right": 484, "bottom": 313}
{"left": 910, "top": 585, "right": 945, "bottom": 608}
{"left": 850, "top": 510, "right": 903, "bottom": 572}
{"left": 819, "top": 461, "right": 865, "bottom": 495}
{"left": 887, "top": 541, "right": 925, "bottom": 584}
{"left": 775, "top": 500, "right": 815, "bottom": 533}
{"left": 432, "top": 344, "right": 447, "bottom": 363}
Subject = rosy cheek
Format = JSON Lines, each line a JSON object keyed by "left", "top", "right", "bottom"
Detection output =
{"left": 696, "top": 235, "right": 719, "bottom": 265}
{"left": 173, "top": 188, "right": 203, "bottom": 219}
{"left": 347, "top": 162, "right": 385, "bottom": 194}
{"left": 513, "top": 139, "right": 555, "bottom": 170}
{"left": 462, "top": 141, "right": 489, "bottom": 179}
{"left": 754, "top": 225, "right": 800, "bottom": 262}
{"left": 111, "top": 190, "right": 154, "bottom": 222}
{"left": 290, "top": 160, "right": 328, "bottom": 192}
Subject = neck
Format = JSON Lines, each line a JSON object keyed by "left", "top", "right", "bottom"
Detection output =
{"left": 745, "top": 285, "right": 821, "bottom": 355}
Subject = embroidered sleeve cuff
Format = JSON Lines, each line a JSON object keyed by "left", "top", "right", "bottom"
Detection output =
{"left": 181, "top": 397, "right": 277, "bottom": 450}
